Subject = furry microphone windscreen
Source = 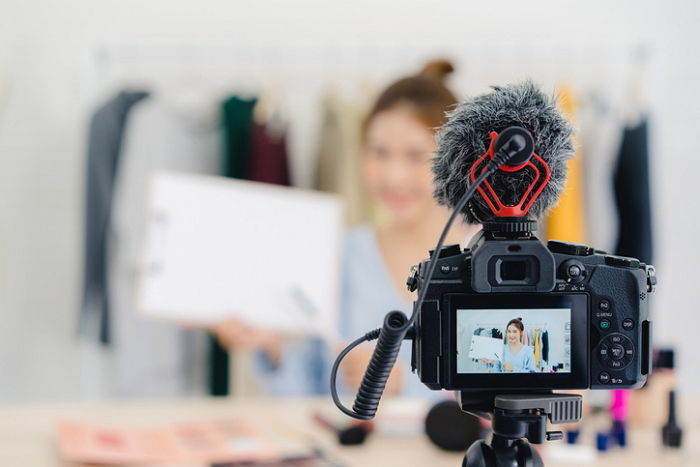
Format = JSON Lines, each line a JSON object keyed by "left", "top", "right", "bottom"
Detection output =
{"left": 432, "top": 81, "right": 574, "bottom": 224}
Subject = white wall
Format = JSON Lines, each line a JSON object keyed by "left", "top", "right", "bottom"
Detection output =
{"left": 0, "top": 0, "right": 698, "bottom": 401}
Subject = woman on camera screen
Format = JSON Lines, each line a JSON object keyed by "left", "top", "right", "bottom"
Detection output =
{"left": 483, "top": 318, "right": 537, "bottom": 373}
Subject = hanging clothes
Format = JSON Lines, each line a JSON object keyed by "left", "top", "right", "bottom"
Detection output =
{"left": 578, "top": 67, "right": 654, "bottom": 263}
{"left": 613, "top": 118, "right": 653, "bottom": 264}
{"left": 533, "top": 328, "right": 541, "bottom": 367}
{"left": 221, "top": 96, "right": 258, "bottom": 178}
{"left": 578, "top": 85, "right": 627, "bottom": 252}
{"left": 81, "top": 90, "right": 149, "bottom": 345}
{"left": 541, "top": 330, "right": 549, "bottom": 363}
{"left": 109, "top": 97, "right": 221, "bottom": 398}
{"left": 545, "top": 85, "right": 587, "bottom": 244}
{"left": 314, "top": 93, "right": 373, "bottom": 226}
{"left": 247, "top": 123, "right": 290, "bottom": 185}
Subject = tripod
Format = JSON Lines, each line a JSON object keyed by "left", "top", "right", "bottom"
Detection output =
{"left": 460, "top": 393, "right": 582, "bottom": 467}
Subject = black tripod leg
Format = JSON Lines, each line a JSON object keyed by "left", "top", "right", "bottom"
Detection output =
{"left": 514, "top": 439, "right": 543, "bottom": 467}
{"left": 464, "top": 440, "right": 492, "bottom": 467}
{"left": 463, "top": 438, "right": 544, "bottom": 467}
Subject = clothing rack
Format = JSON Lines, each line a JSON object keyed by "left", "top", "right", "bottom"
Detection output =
{"left": 84, "top": 42, "right": 651, "bottom": 103}
{"left": 473, "top": 322, "right": 549, "bottom": 328}
{"left": 91, "top": 42, "right": 649, "bottom": 65}
{"left": 83, "top": 42, "right": 650, "bottom": 187}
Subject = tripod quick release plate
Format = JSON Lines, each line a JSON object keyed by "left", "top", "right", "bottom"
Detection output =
{"left": 494, "top": 393, "right": 582, "bottom": 424}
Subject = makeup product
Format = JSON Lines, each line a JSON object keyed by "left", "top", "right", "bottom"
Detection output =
{"left": 611, "top": 420, "right": 626, "bottom": 447}
{"left": 661, "top": 390, "right": 683, "bottom": 448}
{"left": 630, "top": 348, "right": 676, "bottom": 428}
{"left": 610, "top": 390, "right": 629, "bottom": 447}
{"left": 596, "top": 432, "right": 610, "bottom": 452}
{"left": 312, "top": 413, "right": 370, "bottom": 446}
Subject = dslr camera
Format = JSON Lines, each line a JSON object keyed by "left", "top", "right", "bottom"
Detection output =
{"left": 331, "top": 83, "right": 658, "bottom": 465}
{"left": 407, "top": 220, "right": 656, "bottom": 394}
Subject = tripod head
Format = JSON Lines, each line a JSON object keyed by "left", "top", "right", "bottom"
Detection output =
{"left": 458, "top": 392, "right": 582, "bottom": 467}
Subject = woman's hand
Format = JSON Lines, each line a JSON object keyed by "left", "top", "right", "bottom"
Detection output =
{"left": 340, "top": 346, "right": 403, "bottom": 395}
{"left": 210, "top": 318, "right": 282, "bottom": 364}
{"left": 480, "top": 358, "right": 495, "bottom": 365}
{"left": 502, "top": 363, "right": 513, "bottom": 372}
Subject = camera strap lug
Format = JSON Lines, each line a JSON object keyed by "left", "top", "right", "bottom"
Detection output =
{"left": 406, "top": 265, "right": 419, "bottom": 292}
{"left": 645, "top": 265, "right": 657, "bottom": 293}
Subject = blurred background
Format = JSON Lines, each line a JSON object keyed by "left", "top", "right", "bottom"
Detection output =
{"left": 0, "top": 0, "right": 699, "bottom": 464}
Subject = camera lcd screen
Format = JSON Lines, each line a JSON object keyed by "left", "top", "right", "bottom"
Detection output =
{"left": 456, "top": 308, "right": 571, "bottom": 374}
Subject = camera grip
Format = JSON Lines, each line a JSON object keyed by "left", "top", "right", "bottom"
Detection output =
{"left": 352, "top": 311, "right": 408, "bottom": 419}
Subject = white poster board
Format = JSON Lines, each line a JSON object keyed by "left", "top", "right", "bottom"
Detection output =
{"left": 467, "top": 335, "right": 504, "bottom": 361}
{"left": 136, "top": 171, "right": 343, "bottom": 339}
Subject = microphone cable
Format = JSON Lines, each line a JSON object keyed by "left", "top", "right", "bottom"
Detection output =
{"left": 331, "top": 147, "right": 521, "bottom": 420}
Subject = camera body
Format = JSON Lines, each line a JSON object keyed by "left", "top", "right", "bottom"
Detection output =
{"left": 409, "top": 224, "right": 655, "bottom": 392}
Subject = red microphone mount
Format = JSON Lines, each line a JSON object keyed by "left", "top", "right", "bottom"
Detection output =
{"left": 469, "top": 129, "right": 551, "bottom": 218}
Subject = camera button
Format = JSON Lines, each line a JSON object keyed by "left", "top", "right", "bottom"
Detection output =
{"left": 598, "top": 345, "right": 610, "bottom": 361}
{"left": 611, "top": 344, "right": 625, "bottom": 360}
{"left": 599, "top": 372, "right": 611, "bottom": 384}
{"left": 599, "top": 299, "right": 612, "bottom": 312}
{"left": 622, "top": 318, "right": 634, "bottom": 331}
{"left": 599, "top": 319, "right": 611, "bottom": 330}
{"left": 568, "top": 265, "right": 581, "bottom": 276}
{"left": 610, "top": 360, "right": 623, "bottom": 369}
{"left": 610, "top": 335, "right": 622, "bottom": 344}
{"left": 561, "top": 260, "right": 586, "bottom": 283}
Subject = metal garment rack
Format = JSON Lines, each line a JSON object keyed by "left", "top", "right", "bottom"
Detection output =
{"left": 473, "top": 323, "right": 549, "bottom": 329}
{"left": 84, "top": 42, "right": 650, "bottom": 100}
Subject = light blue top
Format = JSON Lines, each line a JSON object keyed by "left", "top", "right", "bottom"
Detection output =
{"left": 497, "top": 344, "right": 537, "bottom": 373}
{"left": 341, "top": 225, "right": 411, "bottom": 338}
{"left": 255, "top": 224, "right": 433, "bottom": 397}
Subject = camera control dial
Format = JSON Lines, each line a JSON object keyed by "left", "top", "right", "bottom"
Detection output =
{"left": 597, "top": 333, "right": 634, "bottom": 370}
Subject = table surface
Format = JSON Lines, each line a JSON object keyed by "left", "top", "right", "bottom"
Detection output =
{"left": 0, "top": 396, "right": 697, "bottom": 467}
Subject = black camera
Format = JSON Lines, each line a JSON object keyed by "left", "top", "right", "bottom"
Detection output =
{"left": 330, "top": 86, "right": 658, "bottom": 465}
{"left": 408, "top": 221, "right": 655, "bottom": 392}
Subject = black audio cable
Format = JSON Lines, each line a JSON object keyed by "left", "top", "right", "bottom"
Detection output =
{"left": 330, "top": 136, "right": 528, "bottom": 420}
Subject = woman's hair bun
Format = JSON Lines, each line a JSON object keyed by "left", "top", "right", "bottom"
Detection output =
{"left": 419, "top": 59, "right": 455, "bottom": 81}
{"left": 516, "top": 317, "right": 523, "bottom": 321}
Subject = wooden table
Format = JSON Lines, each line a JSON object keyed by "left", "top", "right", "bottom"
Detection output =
{"left": 0, "top": 397, "right": 697, "bottom": 466}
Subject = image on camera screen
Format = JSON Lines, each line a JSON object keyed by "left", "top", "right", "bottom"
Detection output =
{"left": 456, "top": 308, "right": 571, "bottom": 374}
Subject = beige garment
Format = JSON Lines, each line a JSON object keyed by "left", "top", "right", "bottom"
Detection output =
{"left": 314, "top": 93, "right": 374, "bottom": 226}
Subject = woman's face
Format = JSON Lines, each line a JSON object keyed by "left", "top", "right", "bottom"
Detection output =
{"left": 361, "top": 106, "right": 437, "bottom": 224}
{"left": 507, "top": 324, "right": 522, "bottom": 345}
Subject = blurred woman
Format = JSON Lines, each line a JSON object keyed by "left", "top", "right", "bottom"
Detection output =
{"left": 339, "top": 60, "right": 479, "bottom": 393}
{"left": 213, "top": 60, "right": 480, "bottom": 395}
